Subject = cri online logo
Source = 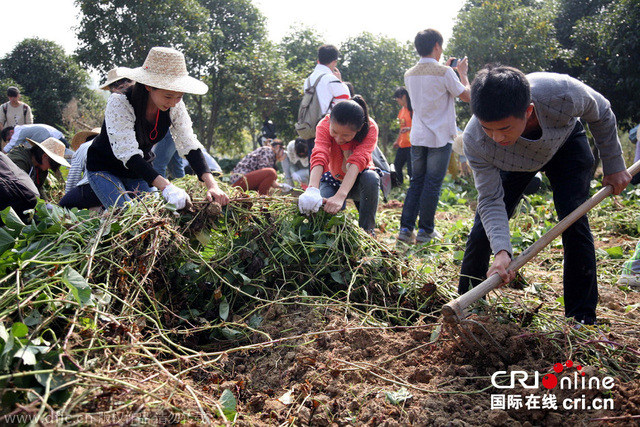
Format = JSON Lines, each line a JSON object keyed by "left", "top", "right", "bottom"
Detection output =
{"left": 542, "top": 360, "right": 583, "bottom": 389}
{"left": 491, "top": 360, "right": 615, "bottom": 390}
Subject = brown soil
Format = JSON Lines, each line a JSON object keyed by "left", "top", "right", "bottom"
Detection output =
{"left": 69, "top": 200, "right": 640, "bottom": 426}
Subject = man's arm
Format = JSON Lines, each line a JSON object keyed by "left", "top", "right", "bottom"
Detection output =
{"left": 453, "top": 56, "right": 471, "bottom": 103}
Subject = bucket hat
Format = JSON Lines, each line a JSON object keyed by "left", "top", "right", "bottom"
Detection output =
{"left": 123, "top": 47, "right": 208, "bottom": 95}
{"left": 71, "top": 127, "right": 101, "bottom": 151}
{"left": 99, "top": 67, "right": 132, "bottom": 90}
{"left": 27, "top": 137, "right": 71, "bottom": 168}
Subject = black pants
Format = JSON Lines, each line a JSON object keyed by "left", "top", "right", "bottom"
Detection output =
{"left": 394, "top": 146, "right": 412, "bottom": 186}
{"left": 459, "top": 122, "right": 598, "bottom": 322}
{"left": 59, "top": 184, "right": 102, "bottom": 209}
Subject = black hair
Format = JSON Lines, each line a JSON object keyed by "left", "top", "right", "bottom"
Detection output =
{"left": 294, "top": 138, "right": 308, "bottom": 158}
{"left": 318, "top": 45, "right": 339, "bottom": 65}
{"left": 330, "top": 95, "right": 370, "bottom": 142}
{"left": 126, "top": 83, "right": 171, "bottom": 149}
{"left": 470, "top": 65, "right": 531, "bottom": 122}
{"left": 30, "top": 145, "right": 60, "bottom": 172}
{"left": 414, "top": 29, "right": 443, "bottom": 57}
{"left": 393, "top": 87, "right": 413, "bottom": 116}
{"left": 109, "top": 78, "right": 132, "bottom": 92}
{"left": 1, "top": 126, "right": 14, "bottom": 142}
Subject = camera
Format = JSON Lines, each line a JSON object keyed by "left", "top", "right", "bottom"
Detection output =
{"left": 450, "top": 58, "right": 458, "bottom": 68}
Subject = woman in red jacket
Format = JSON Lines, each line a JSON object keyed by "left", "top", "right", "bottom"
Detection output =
{"left": 298, "top": 95, "right": 379, "bottom": 235}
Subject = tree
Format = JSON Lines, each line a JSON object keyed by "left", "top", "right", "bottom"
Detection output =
{"left": 74, "top": 0, "right": 211, "bottom": 75}
{"left": 191, "top": 0, "right": 267, "bottom": 151}
{"left": 279, "top": 24, "right": 324, "bottom": 75}
{"left": 571, "top": 0, "right": 640, "bottom": 127}
{"left": 0, "top": 38, "right": 95, "bottom": 130}
{"left": 447, "top": 0, "right": 560, "bottom": 75}
{"left": 75, "top": 0, "right": 267, "bottom": 154}
{"left": 215, "top": 41, "right": 300, "bottom": 156}
{"left": 340, "top": 33, "right": 416, "bottom": 154}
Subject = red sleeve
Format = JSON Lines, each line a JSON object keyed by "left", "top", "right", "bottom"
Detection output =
{"left": 347, "top": 118, "right": 378, "bottom": 172}
{"left": 310, "top": 116, "right": 332, "bottom": 172}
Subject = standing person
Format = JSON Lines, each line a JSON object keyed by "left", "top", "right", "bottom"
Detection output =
{"left": 7, "top": 137, "right": 70, "bottom": 200}
{"left": 230, "top": 140, "right": 289, "bottom": 195}
{"left": 459, "top": 65, "right": 631, "bottom": 325}
{"left": 392, "top": 87, "right": 413, "bottom": 186}
{"left": 86, "top": 47, "right": 229, "bottom": 209}
{"left": 300, "top": 44, "right": 351, "bottom": 158}
{"left": 298, "top": 96, "right": 380, "bottom": 235}
{"left": 0, "top": 86, "right": 33, "bottom": 132}
{"left": 397, "top": 29, "right": 471, "bottom": 244}
{"left": 282, "top": 138, "right": 309, "bottom": 188}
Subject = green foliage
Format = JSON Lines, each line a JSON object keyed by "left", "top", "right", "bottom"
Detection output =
{"left": 448, "top": 0, "right": 561, "bottom": 76}
{"left": 0, "top": 38, "right": 93, "bottom": 129}
{"left": 74, "top": 0, "right": 211, "bottom": 74}
{"left": 571, "top": 0, "right": 640, "bottom": 126}
{"left": 279, "top": 25, "right": 324, "bottom": 75}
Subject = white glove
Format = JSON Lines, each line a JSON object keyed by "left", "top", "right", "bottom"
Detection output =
{"left": 162, "top": 184, "right": 191, "bottom": 210}
{"left": 298, "top": 187, "right": 323, "bottom": 214}
{"left": 280, "top": 183, "right": 293, "bottom": 193}
{"left": 291, "top": 171, "right": 303, "bottom": 183}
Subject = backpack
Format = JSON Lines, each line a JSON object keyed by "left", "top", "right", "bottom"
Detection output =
{"left": 371, "top": 145, "right": 393, "bottom": 202}
{"left": 295, "top": 73, "right": 329, "bottom": 140}
{"left": 1, "top": 102, "right": 28, "bottom": 126}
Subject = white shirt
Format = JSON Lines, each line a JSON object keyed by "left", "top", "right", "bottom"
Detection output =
{"left": 66, "top": 141, "right": 92, "bottom": 192}
{"left": 404, "top": 58, "right": 465, "bottom": 148}
{"left": 304, "top": 64, "right": 350, "bottom": 117}
{"left": 4, "top": 124, "right": 65, "bottom": 153}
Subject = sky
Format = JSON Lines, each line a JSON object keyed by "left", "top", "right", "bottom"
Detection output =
{"left": 2, "top": 0, "right": 466, "bottom": 62}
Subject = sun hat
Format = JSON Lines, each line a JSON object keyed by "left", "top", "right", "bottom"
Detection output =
{"left": 71, "top": 127, "right": 101, "bottom": 151}
{"left": 27, "top": 137, "right": 71, "bottom": 168}
{"left": 123, "top": 47, "right": 208, "bottom": 95}
{"left": 124, "top": 47, "right": 208, "bottom": 95}
{"left": 99, "top": 67, "right": 133, "bottom": 91}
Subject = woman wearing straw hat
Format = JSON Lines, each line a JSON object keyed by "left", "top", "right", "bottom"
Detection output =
{"left": 7, "top": 137, "right": 70, "bottom": 200}
{"left": 86, "top": 47, "right": 229, "bottom": 209}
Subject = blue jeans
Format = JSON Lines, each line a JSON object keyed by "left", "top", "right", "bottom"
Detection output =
{"left": 393, "top": 146, "right": 412, "bottom": 186}
{"left": 152, "top": 132, "right": 185, "bottom": 179}
{"left": 319, "top": 169, "right": 379, "bottom": 231}
{"left": 459, "top": 122, "right": 597, "bottom": 322}
{"left": 400, "top": 144, "right": 452, "bottom": 233}
{"left": 87, "top": 170, "right": 155, "bottom": 208}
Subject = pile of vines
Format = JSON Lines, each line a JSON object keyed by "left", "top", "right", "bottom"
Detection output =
{"left": 0, "top": 183, "right": 442, "bottom": 424}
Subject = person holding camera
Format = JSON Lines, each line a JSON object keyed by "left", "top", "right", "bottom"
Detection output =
{"left": 397, "top": 28, "right": 470, "bottom": 244}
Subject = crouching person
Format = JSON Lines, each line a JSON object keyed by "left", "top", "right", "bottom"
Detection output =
{"left": 0, "top": 152, "right": 39, "bottom": 224}
{"left": 298, "top": 95, "right": 379, "bottom": 236}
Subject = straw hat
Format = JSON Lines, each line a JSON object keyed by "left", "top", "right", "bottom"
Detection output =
{"left": 99, "top": 67, "right": 132, "bottom": 90}
{"left": 27, "top": 137, "right": 71, "bottom": 168}
{"left": 71, "top": 127, "right": 101, "bottom": 151}
{"left": 123, "top": 47, "right": 208, "bottom": 95}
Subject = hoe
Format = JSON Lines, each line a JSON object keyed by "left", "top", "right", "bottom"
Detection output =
{"left": 442, "top": 160, "right": 640, "bottom": 362}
